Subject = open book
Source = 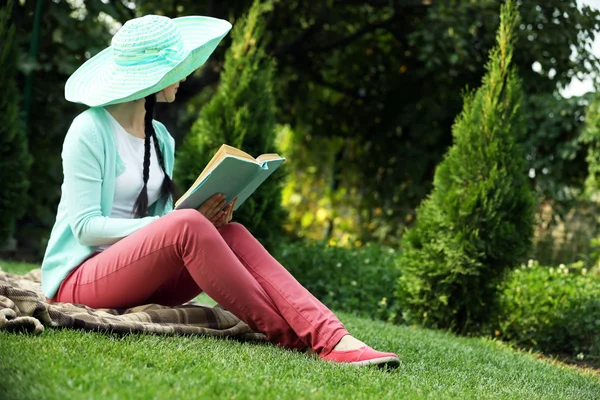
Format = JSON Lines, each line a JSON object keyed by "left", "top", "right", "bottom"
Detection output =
{"left": 174, "top": 144, "right": 286, "bottom": 211}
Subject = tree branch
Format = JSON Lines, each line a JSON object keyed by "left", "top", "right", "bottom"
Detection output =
{"left": 269, "top": 0, "right": 430, "bottom": 57}
{"left": 310, "top": 14, "right": 397, "bottom": 53}
{"left": 296, "top": 62, "right": 363, "bottom": 100}
{"left": 335, "top": 0, "right": 432, "bottom": 7}
{"left": 387, "top": 25, "right": 410, "bottom": 48}
{"left": 271, "top": 14, "right": 330, "bottom": 57}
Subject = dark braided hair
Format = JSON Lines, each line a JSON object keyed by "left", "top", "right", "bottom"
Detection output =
{"left": 132, "top": 94, "right": 178, "bottom": 218}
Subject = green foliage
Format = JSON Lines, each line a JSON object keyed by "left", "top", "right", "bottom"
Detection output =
{"left": 526, "top": 93, "right": 593, "bottom": 202}
{"left": 531, "top": 200, "right": 600, "bottom": 267}
{"left": 209, "top": 0, "right": 600, "bottom": 248}
{"left": 497, "top": 261, "right": 600, "bottom": 358}
{"left": 274, "top": 242, "right": 399, "bottom": 321}
{"left": 13, "top": 0, "right": 600, "bottom": 257}
{"left": 13, "top": 0, "right": 125, "bottom": 256}
{"left": 581, "top": 94, "right": 600, "bottom": 198}
{"left": 262, "top": 0, "right": 600, "bottom": 245}
{"left": 277, "top": 125, "right": 363, "bottom": 243}
{"left": 395, "top": 1, "right": 536, "bottom": 334}
{"left": 0, "top": 0, "right": 31, "bottom": 248}
{"left": 175, "top": 1, "right": 286, "bottom": 249}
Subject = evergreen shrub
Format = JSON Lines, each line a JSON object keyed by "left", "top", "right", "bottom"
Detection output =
{"left": 0, "top": 0, "right": 31, "bottom": 248}
{"left": 395, "top": 0, "right": 535, "bottom": 333}
{"left": 176, "top": 1, "right": 286, "bottom": 249}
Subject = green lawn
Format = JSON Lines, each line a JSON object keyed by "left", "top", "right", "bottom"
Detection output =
{"left": 1, "top": 259, "right": 599, "bottom": 399}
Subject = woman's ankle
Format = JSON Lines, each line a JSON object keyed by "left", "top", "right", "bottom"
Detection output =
{"left": 332, "top": 335, "right": 366, "bottom": 351}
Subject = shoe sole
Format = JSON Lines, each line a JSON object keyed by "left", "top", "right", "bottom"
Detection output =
{"left": 349, "top": 356, "right": 401, "bottom": 369}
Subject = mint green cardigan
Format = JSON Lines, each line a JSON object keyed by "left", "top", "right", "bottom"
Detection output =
{"left": 41, "top": 107, "right": 175, "bottom": 299}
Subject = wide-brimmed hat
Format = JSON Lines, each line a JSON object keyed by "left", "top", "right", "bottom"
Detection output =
{"left": 65, "top": 15, "right": 232, "bottom": 107}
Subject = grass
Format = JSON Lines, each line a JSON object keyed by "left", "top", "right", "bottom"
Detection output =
{"left": 1, "top": 259, "right": 599, "bottom": 399}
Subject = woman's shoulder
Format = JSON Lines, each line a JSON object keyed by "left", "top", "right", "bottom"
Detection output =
{"left": 67, "top": 107, "right": 111, "bottom": 142}
{"left": 62, "top": 108, "right": 116, "bottom": 160}
{"left": 70, "top": 107, "right": 109, "bottom": 127}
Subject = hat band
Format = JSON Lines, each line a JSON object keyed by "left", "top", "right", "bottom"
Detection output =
{"left": 115, "top": 46, "right": 186, "bottom": 67}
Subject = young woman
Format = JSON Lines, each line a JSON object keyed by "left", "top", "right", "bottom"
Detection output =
{"left": 41, "top": 14, "right": 400, "bottom": 368}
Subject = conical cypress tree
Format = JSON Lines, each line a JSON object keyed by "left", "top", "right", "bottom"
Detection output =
{"left": 176, "top": 1, "right": 286, "bottom": 249}
{"left": 395, "top": 0, "right": 535, "bottom": 334}
{"left": 0, "top": 0, "right": 31, "bottom": 248}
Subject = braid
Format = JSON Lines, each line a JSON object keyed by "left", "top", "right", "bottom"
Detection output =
{"left": 132, "top": 95, "right": 155, "bottom": 218}
{"left": 151, "top": 128, "right": 179, "bottom": 201}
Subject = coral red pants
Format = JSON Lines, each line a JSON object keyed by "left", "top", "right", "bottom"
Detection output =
{"left": 53, "top": 210, "right": 348, "bottom": 354}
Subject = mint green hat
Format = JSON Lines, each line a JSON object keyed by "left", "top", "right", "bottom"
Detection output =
{"left": 65, "top": 15, "right": 232, "bottom": 107}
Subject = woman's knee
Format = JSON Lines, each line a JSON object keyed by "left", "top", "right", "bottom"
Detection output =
{"left": 167, "top": 208, "right": 203, "bottom": 222}
{"left": 218, "top": 221, "right": 249, "bottom": 237}
{"left": 164, "top": 209, "right": 215, "bottom": 234}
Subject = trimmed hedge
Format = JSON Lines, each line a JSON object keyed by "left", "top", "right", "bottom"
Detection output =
{"left": 497, "top": 260, "right": 600, "bottom": 358}
{"left": 275, "top": 241, "right": 400, "bottom": 321}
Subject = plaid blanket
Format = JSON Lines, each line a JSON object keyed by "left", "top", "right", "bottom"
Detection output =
{"left": 0, "top": 267, "right": 265, "bottom": 341}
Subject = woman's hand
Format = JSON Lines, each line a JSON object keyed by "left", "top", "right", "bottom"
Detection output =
{"left": 197, "top": 193, "right": 226, "bottom": 224}
{"left": 197, "top": 194, "right": 237, "bottom": 227}
{"left": 213, "top": 197, "right": 237, "bottom": 228}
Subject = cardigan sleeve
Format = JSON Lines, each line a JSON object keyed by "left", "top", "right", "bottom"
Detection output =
{"left": 62, "top": 117, "right": 159, "bottom": 247}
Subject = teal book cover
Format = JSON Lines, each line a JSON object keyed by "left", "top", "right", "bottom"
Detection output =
{"left": 175, "top": 145, "right": 285, "bottom": 211}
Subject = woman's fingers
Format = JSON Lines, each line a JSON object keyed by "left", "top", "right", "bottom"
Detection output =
{"left": 197, "top": 194, "right": 218, "bottom": 213}
{"left": 211, "top": 212, "right": 224, "bottom": 223}
{"left": 226, "top": 197, "right": 237, "bottom": 222}
{"left": 212, "top": 198, "right": 237, "bottom": 227}
{"left": 198, "top": 194, "right": 237, "bottom": 227}
{"left": 213, "top": 199, "right": 226, "bottom": 215}
{"left": 211, "top": 210, "right": 227, "bottom": 227}
{"left": 198, "top": 194, "right": 225, "bottom": 219}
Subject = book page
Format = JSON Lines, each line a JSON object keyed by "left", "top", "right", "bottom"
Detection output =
{"left": 175, "top": 145, "right": 282, "bottom": 208}
{"left": 176, "top": 146, "right": 227, "bottom": 207}
{"left": 175, "top": 156, "right": 260, "bottom": 210}
{"left": 256, "top": 153, "right": 283, "bottom": 163}
{"left": 222, "top": 145, "right": 257, "bottom": 162}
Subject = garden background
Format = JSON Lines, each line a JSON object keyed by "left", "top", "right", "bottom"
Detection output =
{"left": 2, "top": 0, "right": 600, "bottom": 382}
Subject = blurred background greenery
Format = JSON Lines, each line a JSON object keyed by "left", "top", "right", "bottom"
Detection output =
{"left": 3, "top": 0, "right": 600, "bottom": 365}
{"left": 5, "top": 0, "right": 600, "bottom": 260}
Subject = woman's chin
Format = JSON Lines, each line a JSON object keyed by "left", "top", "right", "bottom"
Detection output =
{"left": 156, "top": 95, "right": 175, "bottom": 103}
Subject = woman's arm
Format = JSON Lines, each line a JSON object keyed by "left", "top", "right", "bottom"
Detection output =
{"left": 63, "top": 120, "right": 159, "bottom": 247}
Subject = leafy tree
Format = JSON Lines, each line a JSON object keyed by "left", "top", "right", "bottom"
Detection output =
{"left": 13, "top": 0, "right": 130, "bottom": 255}
{"left": 13, "top": 0, "right": 600, "bottom": 255}
{"left": 577, "top": 94, "right": 600, "bottom": 269}
{"left": 525, "top": 92, "right": 594, "bottom": 202}
{"left": 262, "top": 0, "right": 600, "bottom": 243}
{"left": 581, "top": 95, "right": 600, "bottom": 197}
{"left": 395, "top": 0, "right": 535, "bottom": 334}
{"left": 175, "top": 0, "right": 286, "bottom": 249}
{"left": 0, "top": 0, "right": 31, "bottom": 248}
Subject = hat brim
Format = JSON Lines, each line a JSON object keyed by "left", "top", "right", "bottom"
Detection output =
{"left": 65, "top": 16, "right": 232, "bottom": 107}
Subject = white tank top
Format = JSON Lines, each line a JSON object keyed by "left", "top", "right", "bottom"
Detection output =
{"left": 105, "top": 111, "right": 165, "bottom": 220}
{"left": 97, "top": 112, "right": 165, "bottom": 251}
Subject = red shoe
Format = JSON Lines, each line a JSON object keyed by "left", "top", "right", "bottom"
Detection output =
{"left": 320, "top": 345, "right": 401, "bottom": 368}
